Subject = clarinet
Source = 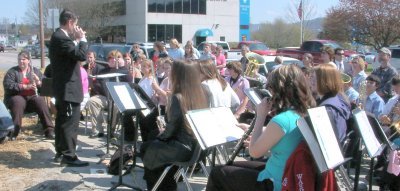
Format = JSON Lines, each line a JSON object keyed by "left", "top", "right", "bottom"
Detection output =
{"left": 29, "top": 53, "right": 39, "bottom": 96}
{"left": 226, "top": 117, "right": 256, "bottom": 165}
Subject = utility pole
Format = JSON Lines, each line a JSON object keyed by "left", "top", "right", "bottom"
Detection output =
{"left": 39, "top": 0, "right": 45, "bottom": 69}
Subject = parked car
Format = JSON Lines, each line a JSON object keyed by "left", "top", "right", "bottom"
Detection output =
{"left": 0, "top": 44, "right": 4, "bottom": 52}
{"left": 263, "top": 56, "right": 303, "bottom": 76}
{"left": 364, "top": 51, "right": 377, "bottom": 65}
{"left": 33, "top": 44, "right": 49, "bottom": 58}
{"left": 88, "top": 43, "right": 133, "bottom": 62}
{"left": 197, "top": 41, "right": 232, "bottom": 60}
{"left": 276, "top": 40, "right": 357, "bottom": 64}
{"left": 5, "top": 45, "right": 16, "bottom": 51}
{"left": 22, "top": 45, "right": 36, "bottom": 56}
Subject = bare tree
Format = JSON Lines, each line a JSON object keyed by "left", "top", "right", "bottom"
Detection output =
{"left": 323, "top": 0, "right": 400, "bottom": 50}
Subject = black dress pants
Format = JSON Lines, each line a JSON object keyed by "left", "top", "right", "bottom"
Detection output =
{"left": 206, "top": 161, "right": 273, "bottom": 191}
{"left": 55, "top": 100, "right": 80, "bottom": 158}
{"left": 8, "top": 95, "right": 54, "bottom": 137}
{"left": 143, "top": 166, "right": 179, "bottom": 191}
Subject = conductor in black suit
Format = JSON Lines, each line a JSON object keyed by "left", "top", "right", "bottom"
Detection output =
{"left": 49, "top": 9, "right": 88, "bottom": 167}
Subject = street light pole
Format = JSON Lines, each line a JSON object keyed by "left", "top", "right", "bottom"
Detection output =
{"left": 39, "top": 0, "right": 45, "bottom": 69}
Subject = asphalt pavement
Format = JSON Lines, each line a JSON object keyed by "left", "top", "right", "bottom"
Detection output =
{"left": 0, "top": 50, "right": 50, "bottom": 71}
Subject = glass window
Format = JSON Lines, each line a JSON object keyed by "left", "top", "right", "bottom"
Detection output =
{"left": 148, "top": 25, "right": 156, "bottom": 42}
{"left": 148, "top": 0, "right": 156, "bottom": 12}
{"left": 174, "top": 25, "right": 182, "bottom": 43}
{"left": 166, "top": 25, "right": 174, "bottom": 42}
{"left": 191, "top": 0, "right": 198, "bottom": 14}
{"left": 199, "top": 0, "right": 206, "bottom": 14}
{"left": 165, "top": 0, "right": 174, "bottom": 13}
{"left": 174, "top": 0, "right": 182, "bottom": 13}
{"left": 157, "top": 25, "right": 165, "bottom": 42}
{"left": 157, "top": 0, "right": 165, "bottom": 13}
{"left": 183, "top": 0, "right": 191, "bottom": 13}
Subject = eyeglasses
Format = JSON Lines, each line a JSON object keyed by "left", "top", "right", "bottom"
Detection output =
{"left": 336, "top": 53, "right": 344, "bottom": 55}
{"left": 366, "top": 81, "right": 376, "bottom": 85}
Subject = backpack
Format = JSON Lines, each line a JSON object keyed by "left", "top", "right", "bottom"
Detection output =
{"left": 108, "top": 145, "right": 135, "bottom": 175}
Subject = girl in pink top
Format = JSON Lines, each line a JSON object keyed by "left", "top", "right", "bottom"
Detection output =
{"left": 80, "top": 63, "right": 89, "bottom": 110}
{"left": 152, "top": 58, "right": 173, "bottom": 115}
{"left": 215, "top": 45, "right": 226, "bottom": 75}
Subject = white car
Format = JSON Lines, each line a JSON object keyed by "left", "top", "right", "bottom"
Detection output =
{"left": 263, "top": 56, "right": 303, "bottom": 76}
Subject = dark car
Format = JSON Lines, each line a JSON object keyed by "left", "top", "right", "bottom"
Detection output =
{"left": 88, "top": 43, "right": 132, "bottom": 62}
{"left": 0, "top": 44, "right": 4, "bottom": 52}
{"left": 33, "top": 44, "right": 49, "bottom": 58}
{"left": 23, "top": 45, "right": 36, "bottom": 56}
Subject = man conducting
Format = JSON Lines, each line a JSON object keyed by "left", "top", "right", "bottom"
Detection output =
{"left": 49, "top": 9, "right": 88, "bottom": 167}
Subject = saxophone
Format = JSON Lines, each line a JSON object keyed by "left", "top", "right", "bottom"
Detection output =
{"left": 357, "top": 80, "right": 367, "bottom": 109}
{"left": 389, "top": 98, "right": 400, "bottom": 134}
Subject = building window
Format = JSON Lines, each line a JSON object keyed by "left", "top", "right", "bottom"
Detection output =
{"left": 199, "top": 0, "right": 206, "bottom": 14}
{"left": 148, "top": 24, "right": 182, "bottom": 43}
{"left": 220, "top": 36, "right": 225, "bottom": 41}
{"left": 148, "top": 0, "right": 205, "bottom": 14}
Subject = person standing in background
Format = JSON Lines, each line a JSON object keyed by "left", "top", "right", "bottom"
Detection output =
{"left": 49, "top": 9, "right": 88, "bottom": 166}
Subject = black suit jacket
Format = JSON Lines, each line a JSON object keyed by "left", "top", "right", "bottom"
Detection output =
{"left": 49, "top": 28, "right": 87, "bottom": 103}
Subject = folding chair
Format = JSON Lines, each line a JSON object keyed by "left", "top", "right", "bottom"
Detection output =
{"left": 151, "top": 143, "right": 203, "bottom": 191}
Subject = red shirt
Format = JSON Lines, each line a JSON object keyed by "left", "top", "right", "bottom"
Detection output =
{"left": 20, "top": 76, "right": 35, "bottom": 96}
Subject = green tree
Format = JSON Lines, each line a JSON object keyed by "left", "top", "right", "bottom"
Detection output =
{"left": 323, "top": 0, "right": 400, "bottom": 50}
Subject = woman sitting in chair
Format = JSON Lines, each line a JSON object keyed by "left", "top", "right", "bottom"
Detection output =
{"left": 3, "top": 51, "right": 54, "bottom": 140}
{"left": 206, "top": 65, "right": 315, "bottom": 191}
{"left": 141, "top": 60, "right": 207, "bottom": 191}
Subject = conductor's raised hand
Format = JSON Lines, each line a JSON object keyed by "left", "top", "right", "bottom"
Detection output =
{"left": 74, "top": 26, "right": 86, "bottom": 40}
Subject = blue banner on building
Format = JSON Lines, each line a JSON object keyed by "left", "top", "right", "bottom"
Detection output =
{"left": 239, "top": 0, "right": 250, "bottom": 41}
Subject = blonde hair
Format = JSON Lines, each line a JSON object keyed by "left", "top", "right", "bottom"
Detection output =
{"left": 170, "top": 38, "right": 180, "bottom": 48}
{"left": 352, "top": 56, "right": 366, "bottom": 70}
{"left": 107, "top": 49, "right": 122, "bottom": 60}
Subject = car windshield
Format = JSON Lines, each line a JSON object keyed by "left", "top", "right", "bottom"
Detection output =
{"left": 249, "top": 43, "right": 269, "bottom": 51}
{"left": 391, "top": 49, "right": 400, "bottom": 59}
{"left": 323, "top": 42, "right": 342, "bottom": 49}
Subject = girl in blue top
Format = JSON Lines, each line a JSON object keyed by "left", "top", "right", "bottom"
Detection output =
{"left": 206, "top": 65, "right": 316, "bottom": 191}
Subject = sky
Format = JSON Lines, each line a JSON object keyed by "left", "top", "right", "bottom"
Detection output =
{"left": 0, "top": 0, "right": 339, "bottom": 24}
{"left": 250, "top": 0, "right": 340, "bottom": 23}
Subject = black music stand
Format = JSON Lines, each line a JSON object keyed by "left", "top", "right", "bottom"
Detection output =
{"left": 105, "top": 82, "right": 146, "bottom": 191}
{"left": 353, "top": 109, "right": 396, "bottom": 191}
{"left": 90, "top": 73, "right": 126, "bottom": 163}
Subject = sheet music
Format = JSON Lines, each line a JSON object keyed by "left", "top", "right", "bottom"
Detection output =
{"left": 91, "top": 73, "right": 126, "bottom": 79}
{"left": 297, "top": 118, "right": 328, "bottom": 172}
{"left": 187, "top": 107, "right": 243, "bottom": 149}
{"left": 353, "top": 110, "right": 382, "bottom": 157}
{"left": 113, "top": 85, "right": 147, "bottom": 110}
{"left": 308, "top": 107, "right": 344, "bottom": 169}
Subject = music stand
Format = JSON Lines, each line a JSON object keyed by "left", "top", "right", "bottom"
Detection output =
{"left": 353, "top": 109, "right": 396, "bottom": 190}
{"left": 105, "top": 82, "right": 147, "bottom": 191}
{"left": 89, "top": 73, "right": 126, "bottom": 163}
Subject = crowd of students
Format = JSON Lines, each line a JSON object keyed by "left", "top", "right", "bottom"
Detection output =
{"left": 1, "top": 34, "right": 399, "bottom": 190}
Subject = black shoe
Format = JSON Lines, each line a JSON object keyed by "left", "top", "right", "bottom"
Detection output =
{"left": 61, "top": 156, "right": 89, "bottom": 167}
{"left": 53, "top": 153, "right": 63, "bottom": 163}
{"left": 45, "top": 130, "right": 55, "bottom": 140}
{"left": 98, "top": 133, "right": 104, "bottom": 138}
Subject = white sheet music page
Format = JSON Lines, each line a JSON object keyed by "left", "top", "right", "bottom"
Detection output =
{"left": 114, "top": 85, "right": 137, "bottom": 110}
{"left": 248, "top": 89, "right": 262, "bottom": 105}
{"left": 308, "top": 106, "right": 344, "bottom": 169}
{"left": 91, "top": 73, "right": 126, "bottom": 79}
{"left": 187, "top": 107, "right": 243, "bottom": 148}
{"left": 353, "top": 110, "right": 382, "bottom": 157}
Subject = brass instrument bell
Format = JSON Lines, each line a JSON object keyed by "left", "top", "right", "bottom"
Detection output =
{"left": 244, "top": 52, "right": 265, "bottom": 78}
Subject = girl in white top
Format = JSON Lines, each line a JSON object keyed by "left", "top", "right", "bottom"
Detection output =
{"left": 198, "top": 60, "right": 240, "bottom": 111}
{"left": 152, "top": 58, "right": 173, "bottom": 115}
{"left": 139, "top": 59, "right": 156, "bottom": 99}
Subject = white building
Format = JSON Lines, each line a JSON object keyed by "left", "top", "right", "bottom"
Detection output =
{"left": 107, "top": 0, "right": 246, "bottom": 45}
